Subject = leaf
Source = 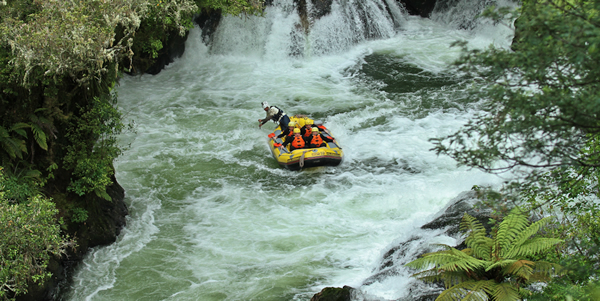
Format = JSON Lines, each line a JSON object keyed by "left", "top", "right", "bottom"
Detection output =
{"left": 436, "top": 280, "right": 494, "bottom": 301}
{"left": 504, "top": 259, "right": 535, "bottom": 280}
{"left": 496, "top": 209, "right": 529, "bottom": 255}
{"left": 461, "top": 213, "right": 493, "bottom": 260}
{"left": 489, "top": 282, "right": 520, "bottom": 301}
{"left": 30, "top": 123, "right": 48, "bottom": 150}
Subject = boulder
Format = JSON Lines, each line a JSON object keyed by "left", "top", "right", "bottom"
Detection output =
{"left": 311, "top": 286, "right": 356, "bottom": 301}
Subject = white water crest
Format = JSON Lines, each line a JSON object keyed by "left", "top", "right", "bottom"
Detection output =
{"left": 62, "top": 0, "right": 515, "bottom": 300}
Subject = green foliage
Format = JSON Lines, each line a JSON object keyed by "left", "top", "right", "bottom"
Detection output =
{"left": 0, "top": 168, "right": 73, "bottom": 300}
{"left": 406, "top": 210, "right": 563, "bottom": 301}
{"left": 0, "top": 171, "right": 39, "bottom": 204}
{"left": 70, "top": 207, "right": 88, "bottom": 224}
{"left": 63, "top": 94, "right": 126, "bottom": 201}
{"left": 198, "top": 0, "right": 265, "bottom": 16}
{"left": 0, "top": 115, "right": 52, "bottom": 179}
{"left": 0, "top": 0, "right": 198, "bottom": 85}
{"left": 432, "top": 0, "right": 600, "bottom": 173}
{"left": 128, "top": 0, "right": 197, "bottom": 73}
{"left": 0, "top": 124, "right": 27, "bottom": 161}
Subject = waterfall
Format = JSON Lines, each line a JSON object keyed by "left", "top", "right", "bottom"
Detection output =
{"left": 208, "top": 0, "right": 406, "bottom": 58}
{"left": 431, "top": 0, "right": 518, "bottom": 30}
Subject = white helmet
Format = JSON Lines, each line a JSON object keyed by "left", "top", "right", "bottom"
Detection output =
{"left": 261, "top": 101, "right": 269, "bottom": 109}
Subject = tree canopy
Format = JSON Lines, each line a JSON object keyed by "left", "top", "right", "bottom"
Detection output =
{"left": 432, "top": 0, "right": 600, "bottom": 174}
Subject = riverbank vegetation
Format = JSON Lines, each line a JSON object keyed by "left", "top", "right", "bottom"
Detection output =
{"left": 0, "top": 0, "right": 263, "bottom": 299}
{"left": 411, "top": 0, "right": 600, "bottom": 299}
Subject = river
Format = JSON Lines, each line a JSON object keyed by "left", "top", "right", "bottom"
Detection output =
{"left": 62, "top": 0, "right": 514, "bottom": 300}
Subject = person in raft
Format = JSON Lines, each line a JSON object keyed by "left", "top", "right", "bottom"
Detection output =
{"left": 299, "top": 119, "right": 314, "bottom": 138}
{"left": 307, "top": 127, "right": 334, "bottom": 148}
{"left": 277, "top": 121, "right": 298, "bottom": 140}
{"left": 282, "top": 128, "right": 306, "bottom": 151}
{"left": 258, "top": 102, "right": 290, "bottom": 132}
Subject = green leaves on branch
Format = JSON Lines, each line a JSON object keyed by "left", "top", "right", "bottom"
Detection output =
{"left": 0, "top": 168, "right": 73, "bottom": 300}
{"left": 63, "top": 94, "right": 128, "bottom": 201}
{"left": 0, "top": 0, "right": 198, "bottom": 85}
{"left": 433, "top": 0, "right": 600, "bottom": 174}
{"left": 406, "top": 210, "right": 563, "bottom": 301}
{"left": 198, "top": 0, "right": 265, "bottom": 16}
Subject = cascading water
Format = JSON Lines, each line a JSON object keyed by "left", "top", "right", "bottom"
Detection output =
{"left": 60, "top": 0, "right": 515, "bottom": 300}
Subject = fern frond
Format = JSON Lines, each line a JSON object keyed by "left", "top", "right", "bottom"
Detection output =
{"left": 504, "top": 259, "right": 534, "bottom": 280}
{"left": 11, "top": 122, "right": 31, "bottom": 138}
{"left": 440, "top": 270, "right": 473, "bottom": 288}
{"left": 31, "top": 123, "right": 48, "bottom": 150}
{"left": 504, "top": 237, "right": 563, "bottom": 259}
{"left": 436, "top": 287, "right": 470, "bottom": 301}
{"left": 485, "top": 259, "right": 513, "bottom": 273}
{"left": 413, "top": 269, "right": 472, "bottom": 287}
{"left": 528, "top": 261, "right": 563, "bottom": 282}
{"left": 418, "top": 248, "right": 487, "bottom": 272}
{"left": 502, "top": 216, "right": 556, "bottom": 256}
{"left": 412, "top": 268, "right": 445, "bottom": 283}
{"left": 469, "top": 236, "right": 494, "bottom": 261}
{"left": 510, "top": 216, "right": 551, "bottom": 245}
{"left": 496, "top": 211, "right": 529, "bottom": 254}
{"left": 461, "top": 213, "right": 493, "bottom": 260}
{"left": 406, "top": 244, "right": 454, "bottom": 270}
{"left": 437, "top": 280, "right": 494, "bottom": 301}
{"left": 489, "top": 281, "right": 520, "bottom": 301}
{"left": 11, "top": 122, "right": 31, "bottom": 130}
{"left": 460, "top": 213, "right": 487, "bottom": 234}
{"left": 1, "top": 136, "right": 27, "bottom": 159}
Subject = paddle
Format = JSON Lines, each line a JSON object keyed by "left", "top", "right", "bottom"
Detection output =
{"left": 268, "top": 133, "right": 284, "bottom": 151}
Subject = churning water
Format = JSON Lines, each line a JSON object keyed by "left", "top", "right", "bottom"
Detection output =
{"left": 62, "top": 0, "right": 515, "bottom": 300}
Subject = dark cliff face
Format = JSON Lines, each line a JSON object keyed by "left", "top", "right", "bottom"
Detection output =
{"left": 398, "top": 0, "right": 438, "bottom": 17}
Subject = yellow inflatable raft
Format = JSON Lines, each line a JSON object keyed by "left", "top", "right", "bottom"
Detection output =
{"left": 266, "top": 116, "right": 343, "bottom": 170}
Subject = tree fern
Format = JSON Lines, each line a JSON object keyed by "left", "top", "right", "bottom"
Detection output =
{"left": 406, "top": 209, "right": 563, "bottom": 300}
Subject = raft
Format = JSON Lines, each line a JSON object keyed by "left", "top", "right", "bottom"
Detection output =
{"left": 266, "top": 116, "right": 343, "bottom": 171}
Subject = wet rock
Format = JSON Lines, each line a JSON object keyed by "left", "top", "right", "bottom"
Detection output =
{"left": 398, "top": 0, "right": 438, "bottom": 17}
{"left": 311, "top": 286, "right": 356, "bottom": 301}
{"left": 309, "top": 0, "right": 334, "bottom": 19}
{"left": 421, "top": 190, "right": 492, "bottom": 236}
{"left": 194, "top": 9, "right": 223, "bottom": 45}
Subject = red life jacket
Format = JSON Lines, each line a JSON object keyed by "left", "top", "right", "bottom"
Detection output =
{"left": 291, "top": 134, "right": 305, "bottom": 149}
{"left": 310, "top": 133, "right": 323, "bottom": 148}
